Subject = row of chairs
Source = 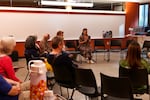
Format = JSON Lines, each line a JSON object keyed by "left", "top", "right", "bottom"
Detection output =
{"left": 52, "top": 64, "right": 150, "bottom": 100}
{"left": 65, "top": 39, "right": 150, "bottom": 62}
{"left": 65, "top": 39, "right": 123, "bottom": 62}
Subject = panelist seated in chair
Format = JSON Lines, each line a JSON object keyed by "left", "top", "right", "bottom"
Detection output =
{"left": 45, "top": 36, "right": 78, "bottom": 77}
{"left": 78, "top": 28, "right": 94, "bottom": 64}
{"left": 119, "top": 40, "right": 150, "bottom": 73}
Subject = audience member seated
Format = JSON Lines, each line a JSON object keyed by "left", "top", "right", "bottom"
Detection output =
{"left": 0, "top": 36, "right": 31, "bottom": 100}
{"left": 46, "top": 36, "right": 78, "bottom": 77}
{"left": 24, "top": 35, "right": 40, "bottom": 64}
{"left": 0, "top": 36, "right": 21, "bottom": 82}
{"left": 119, "top": 40, "right": 150, "bottom": 73}
{"left": 56, "top": 30, "right": 66, "bottom": 51}
{"left": 78, "top": 28, "right": 94, "bottom": 64}
{"left": 0, "top": 75, "right": 20, "bottom": 100}
{"left": 39, "top": 33, "right": 51, "bottom": 56}
{"left": 56, "top": 30, "right": 74, "bottom": 59}
{"left": 56, "top": 30, "right": 64, "bottom": 38}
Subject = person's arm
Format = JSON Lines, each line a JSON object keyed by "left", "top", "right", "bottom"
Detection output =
{"left": 0, "top": 76, "right": 20, "bottom": 96}
{"left": 79, "top": 36, "right": 87, "bottom": 44}
{"left": 3, "top": 56, "right": 21, "bottom": 82}
{"left": 8, "top": 85, "right": 20, "bottom": 96}
{"left": 4, "top": 77, "right": 20, "bottom": 88}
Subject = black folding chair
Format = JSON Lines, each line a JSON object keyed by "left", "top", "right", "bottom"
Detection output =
{"left": 142, "top": 40, "right": 150, "bottom": 59}
{"left": 75, "top": 68, "right": 101, "bottom": 100}
{"left": 100, "top": 73, "right": 134, "bottom": 100}
{"left": 119, "top": 66, "right": 150, "bottom": 100}
{"left": 51, "top": 56, "right": 76, "bottom": 100}
{"left": 110, "top": 39, "right": 123, "bottom": 59}
{"left": 94, "top": 39, "right": 107, "bottom": 62}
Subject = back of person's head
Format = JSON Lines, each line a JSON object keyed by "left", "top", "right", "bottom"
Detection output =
{"left": 25, "top": 35, "right": 37, "bottom": 49}
{"left": 83, "top": 28, "right": 87, "bottom": 31}
{"left": 51, "top": 36, "right": 64, "bottom": 49}
{"left": 82, "top": 28, "right": 88, "bottom": 36}
{"left": 126, "top": 41, "right": 142, "bottom": 68}
{"left": 0, "top": 36, "right": 16, "bottom": 55}
{"left": 43, "top": 33, "right": 50, "bottom": 40}
{"left": 57, "top": 31, "right": 64, "bottom": 37}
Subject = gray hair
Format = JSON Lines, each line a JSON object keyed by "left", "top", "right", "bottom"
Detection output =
{"left": 0, "top": 36, "right": 16, "bottom": 55}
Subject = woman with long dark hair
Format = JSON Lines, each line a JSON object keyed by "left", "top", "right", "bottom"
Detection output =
{"left": 78, "top": 28, "right": 94, "bottom": 64}
{"left": 119, "top": 41, "right": 150, "bottom": 72}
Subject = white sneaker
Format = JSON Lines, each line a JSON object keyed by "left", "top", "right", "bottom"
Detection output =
{"left": 90, "top": 60, "right": 95, "bottom": 64}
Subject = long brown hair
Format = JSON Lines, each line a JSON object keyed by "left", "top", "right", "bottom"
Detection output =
{"left": 126, "top": 41, "right": 142, "bottom": 68}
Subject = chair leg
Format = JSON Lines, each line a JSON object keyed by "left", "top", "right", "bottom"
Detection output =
{"left": 78, "top": 54, "right": 82, "bottom": 64}
{"left": 67, "top": 88, "right": 69, "bottom": 99}
{"left": 88, "top": 96, "right": 92, "bottom": 100}
{"left": 95, "top": 52, "right": 97, "bottom": 63}
{"left": 69, "top": 88, "right": 75, "bottom": 100}
{"left": 59, "top": 86, "right": 63, "bottom": 96}
{"left": 149, "top": 93, "right": 150, "bottom": 100}
{"left": 120, "top": 50, "right": 124, "bottom": 60}
{"left": 106, "top": 50, "right": 110, "bottom": 62}
{"left": 24, "top": 71, "right": 29, "bottom": 81}
{"left": 103, "top": 52, "right": 105, "bottom": 61}
{"left": 85, "top": 96, "right": 87, "bottom": 100}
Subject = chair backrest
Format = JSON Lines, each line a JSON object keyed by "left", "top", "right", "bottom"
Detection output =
{"left": 65, "top": 40, "right": 77, "bottom": 51}
{"left": 94, "top": 39, "right": 105, "bottom": 47}
{"left": 51, "top": 55, "right": 76, "bottom": 88}
{"left": 110, "top": 40, "right": 121, "bottom": 47}
{"left": 100, "top": 73, "right": 134, "bottom": 99}
{"left": 24, "top": 53, "right": 32, "bottom": 66}
{"left": 119, "top": 66, "right": 149, "bottom": 94}
{"left": 75, "top": 68, "right": 99, "bottom": 94}
{"left": 24, "top": 50, "right": 43, "bottom": 69}
{"left": 94, "top": 39, "right": 105, "bottom": 49}
{"left": 142, "top": 40, "right": 150, "bottom": 50}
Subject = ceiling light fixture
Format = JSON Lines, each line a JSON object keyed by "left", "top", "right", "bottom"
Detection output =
{"left": 41, "top": 1, "right": 94, "bottom": 7}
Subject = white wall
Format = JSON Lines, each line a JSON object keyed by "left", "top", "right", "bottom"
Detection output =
{"left": 0, "top": 12, "right": 125, "bottom": 41}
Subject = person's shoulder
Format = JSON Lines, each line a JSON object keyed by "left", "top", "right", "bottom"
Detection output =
{"left": 79, "top": 35, "right": 83, "bottom": 38}
{"left": 0, "top": 55, "right": 11, "bottom": 61}
{"left": 141, "top": 58, "right": 148, "bottom": 65}
{"left": 46, "top": 53, "right": 55, "bottom": 59}
{"left": 141, "top": 58, "right": 147, "bottom": 62}
{"left": 119, "top": 59, "right": 128, "bottom": 67}
{"left": 45, "top": 54, "right": 55, "bottom": 64}
{"left": 119, "top": 59, "right": 126, "bottom": 63}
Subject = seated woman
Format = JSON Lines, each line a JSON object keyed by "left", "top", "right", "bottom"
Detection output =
{"left": 78, "top": 28, "right": 94, "bottom": 64}
{"left": 119, "top": 40, "right": 150, "bottom": 73}
{"left": 39, "top": 33, "right": 51, "bottom": 56}
{"left": 0, "top": 75, "right": 20, "bottom": 100}
{"left": 0, "top": 36, "right": 31, "bottom": 100}
{"left": 0, "top": 36, "right": 21, "bottom": 82}
{"left": 24, "top": 35, "right": 40, "bottom": 64}
{"left": 46, "top": 36, "right": 78, "bottom": 76}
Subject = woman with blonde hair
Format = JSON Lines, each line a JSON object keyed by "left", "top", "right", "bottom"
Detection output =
{"left": 0, "top": 36, "right": 21, "bottom": 82}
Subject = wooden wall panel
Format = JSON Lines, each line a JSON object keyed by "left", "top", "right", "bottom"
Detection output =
{"left": 125, "top": 2, "right": 139, "bottom": 35}
{"left": 14, "top": 42, "right": 25, "bottom": 57}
